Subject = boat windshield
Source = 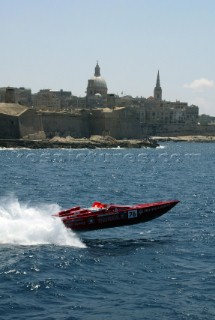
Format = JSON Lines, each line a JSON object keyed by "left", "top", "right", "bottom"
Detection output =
{"left": 88, "top": 207, "right": 104, "bottom": 212}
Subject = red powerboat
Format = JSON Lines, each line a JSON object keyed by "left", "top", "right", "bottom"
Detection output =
{"left": 54, "top": 200, "right": 179, "bottom": 232}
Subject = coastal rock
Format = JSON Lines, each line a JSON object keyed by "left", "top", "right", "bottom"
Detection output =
{"left": 0, "top": 136, "right": 159, "bottom": 149}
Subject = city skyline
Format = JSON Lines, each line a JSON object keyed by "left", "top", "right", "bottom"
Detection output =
{"left": 0, "top": 0, "right": 214, "bottom": 115}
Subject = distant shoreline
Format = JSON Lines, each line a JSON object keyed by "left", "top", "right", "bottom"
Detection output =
{"left": 151, "top": 135, "right": 215, "bottom": 143}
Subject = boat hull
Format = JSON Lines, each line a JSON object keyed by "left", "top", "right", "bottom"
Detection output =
{"left": 57, "top": 200, "right": 179, "bottom": 232}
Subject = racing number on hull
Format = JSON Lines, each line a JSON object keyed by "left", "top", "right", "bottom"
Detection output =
{"left": 128, "top": 210, "right": 138, "bottom": 219}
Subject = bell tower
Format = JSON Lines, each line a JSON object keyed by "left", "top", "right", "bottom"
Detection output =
{"left": 154, "top": 70, "right": 162, "bottom": 101}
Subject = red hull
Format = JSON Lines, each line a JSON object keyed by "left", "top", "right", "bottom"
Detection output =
{"left": 54, "top": 200, "right": 179, "bottom": 232}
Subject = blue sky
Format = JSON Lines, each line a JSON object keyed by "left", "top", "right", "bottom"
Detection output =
{"left": 0, "top": 0, "right": 214, "bottom": 115}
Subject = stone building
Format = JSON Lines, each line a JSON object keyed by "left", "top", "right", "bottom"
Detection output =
{"left": 0, "top": 88, "right": 45, "bottom": 139}
{"left": 142, "top": 99, "right": 199, "bottom": 125}
{"left": 134, "top": 71, "right": 199, "bottom": 135}
{"left": 198, "top": 114, "right": 215, "bottom": 125}
{"left": 86, "top": 62, "right": 108, "bottom": 108}
{"left": 32, "top": 89, "right": 72, "bottom": 110}
{"left": 0, "top": 87, "right": 32, "bottom": 107}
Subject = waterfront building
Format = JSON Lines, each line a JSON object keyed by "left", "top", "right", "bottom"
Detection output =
{"left": 141, "top": 71, "right": 199, "bottom": 125}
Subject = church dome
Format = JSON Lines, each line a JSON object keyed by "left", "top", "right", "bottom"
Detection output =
{"left": 90, "top": 75, "right": 107, "bottom": 89}
{"left": 87, "top": 62, "right": 108, "bottom": 99}
{"left": 86, "top": 62, "right": 108, "bottom": 108}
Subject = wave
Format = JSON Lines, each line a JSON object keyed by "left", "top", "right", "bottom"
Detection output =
{"left": 0, "top": 194, "right": 85, "bottom": 248}
{"left": 0, "top": 147, "right": 31, "bottom": 150}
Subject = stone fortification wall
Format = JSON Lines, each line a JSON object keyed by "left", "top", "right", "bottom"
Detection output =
{"left": 90, "top": 107, "right": 142, "bottom": 139}
{"left": 19, "top": 109, "right": 45, "bottom": 139}
{"left": 0, "top": 114, "right": 20, "bottom": 139}
{"left": 89, "top": 109, "right": 106, "bottom": 136}
{"left": 40, "top": 107, "right": 215, "bottom": 140}
{"left": 104, "top": 108, "right": 142, "bottom": 139}
{"left": 41, "top": 111, "right": 90, "bottom": 138}
{"left": 0, "top": 109, "right": 45, "bottom": 140}
{"left": 1, "top": 105, "right": 215, "bottom": 141}
{"left": 41, "top": 108, "right": 143, "bottom": 140}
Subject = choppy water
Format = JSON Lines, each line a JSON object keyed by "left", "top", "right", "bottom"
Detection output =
{"left": 0, "top": 143, "right": 215, "bottom": 319}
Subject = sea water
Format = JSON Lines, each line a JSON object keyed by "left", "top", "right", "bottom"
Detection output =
{"left": 0, "top": 143, "right": 215, "bottom": 319}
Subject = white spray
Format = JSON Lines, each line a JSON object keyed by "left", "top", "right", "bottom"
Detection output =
{"left": 0, "top": 195, "right": 86, "bottom": 248}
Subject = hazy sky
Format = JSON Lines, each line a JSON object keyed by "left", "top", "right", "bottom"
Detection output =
{"left": 0, "top": 0, "right": 214, "bottom": 115}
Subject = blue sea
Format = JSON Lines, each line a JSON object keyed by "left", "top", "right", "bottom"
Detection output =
{"left": 0, "top": 143, "right": 215, "bottom": 319}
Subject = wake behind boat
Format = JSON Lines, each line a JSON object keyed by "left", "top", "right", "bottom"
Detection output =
{"left": 53, "top": 200, "right": 179, "bottom": 232}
